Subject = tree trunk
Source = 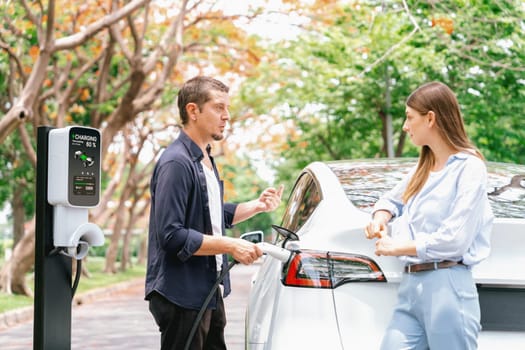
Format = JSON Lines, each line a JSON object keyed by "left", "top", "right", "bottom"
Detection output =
{"left": 119, "top": 199, "right": 145, "bottom": 271}
{"left": 120, "top": 207, "right": 139, "bottom": 271}
{"left": 104, "top": 202, "right": 127, "bottom": 274}
{"left": 395, "top": 131, "right": 407, "bottom": 157}
{"left": 0, "top": 217, "right": 35, "bottom": 295}
{"left": 136, "top": 200, "right": 150, "bottom": 266}
{"left": 120, "top": 226, "right": 132, "bottom": 272}
{"left": 12, "top": 186, "right": 25, "bottom": 248}
{"left": 384, "top": 65, "right": 394, "bottom": 158}
{"left": 137, "top": 233, "right": 147, "bottom": 265}
{"left": 0, "top": 106, "right": 29, "bottom": 144}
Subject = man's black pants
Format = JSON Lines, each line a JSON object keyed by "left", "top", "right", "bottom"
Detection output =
{"left": 148, "top": 291, "right": 227, "bottom": 350}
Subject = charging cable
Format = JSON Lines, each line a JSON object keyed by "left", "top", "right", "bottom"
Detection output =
{"left": 72, "top": 259, "right": 82, "bottom": 298}
{"left": 183, "top": 242, "right": 292, "bottom": 349}
{"left": 183, "top": 260, "right": 237, "bottom": 350}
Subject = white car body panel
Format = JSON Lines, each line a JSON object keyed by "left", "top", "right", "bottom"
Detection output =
{"left": 245, "top": 159, "right": 525, "bottom": 349}
{"left": 246, "top": 257, "right": 342, "bottom": 349}
{"left": 472, "top": 218, "right": 525, "bottom": 286}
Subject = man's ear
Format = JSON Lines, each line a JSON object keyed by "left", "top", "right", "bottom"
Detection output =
{"left": 427, "top": 111, "right": 436, "bottom": 128}
{"left": 186, "top": 102, "right": 199, "bottom": 120}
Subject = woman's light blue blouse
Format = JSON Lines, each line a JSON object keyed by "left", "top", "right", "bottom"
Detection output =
{"left": 373, "top": 152, "right": 494, "bottom": 266}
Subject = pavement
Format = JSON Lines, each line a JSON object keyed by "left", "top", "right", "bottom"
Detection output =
{"left": 0, "top": 263, "right": 260, "bottom": 350}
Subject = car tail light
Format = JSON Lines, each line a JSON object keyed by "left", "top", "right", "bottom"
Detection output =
{"left": 282, "top": 249, "right": 386, "bottom": 288}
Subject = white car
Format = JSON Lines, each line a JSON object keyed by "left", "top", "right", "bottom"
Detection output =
{"left": 245, "top": 158, "right": 525, "bottom": 349}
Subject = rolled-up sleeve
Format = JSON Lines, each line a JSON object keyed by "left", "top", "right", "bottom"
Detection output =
{"left": 224, "top": 202, "right": 238, "bottom": 229}
{"left": 176, "top": 228, "right": 204, "bottom": 262}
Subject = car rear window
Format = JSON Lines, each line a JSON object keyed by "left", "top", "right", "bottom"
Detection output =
{"left": 486, "top": 163, "right": 525, "bottom": 219}
{"left": 327, "top": 159, "right": 525, "bottom": 219}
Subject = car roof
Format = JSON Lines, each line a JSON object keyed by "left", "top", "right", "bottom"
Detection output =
{"left": 323, "top": 158, "right": 525, "bottom": 219}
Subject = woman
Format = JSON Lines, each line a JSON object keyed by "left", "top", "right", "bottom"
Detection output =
{"left": 365, "top": 81, "right": 493, "bottom": 349}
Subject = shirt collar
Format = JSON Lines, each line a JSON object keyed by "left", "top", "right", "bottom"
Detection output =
{"left": 179, "top": 130, "right": 205, "bottom": 162}
{"left": 449, "top": 151, "right": 471, "bottom": 162}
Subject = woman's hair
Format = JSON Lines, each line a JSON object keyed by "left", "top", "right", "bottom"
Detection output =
{"left": 177, "top": 76, "right": 229, "bottom": 125}
{"left": 402, "top": 81, "right": 483, "bottom": 203}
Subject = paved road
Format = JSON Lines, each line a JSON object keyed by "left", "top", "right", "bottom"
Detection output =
{"left": 0, "top": 263, "right": 259, "bottom": 350}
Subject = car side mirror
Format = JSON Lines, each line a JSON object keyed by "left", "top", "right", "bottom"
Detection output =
{"left": 240, "top": 231, "right": 264, "bottom": 244}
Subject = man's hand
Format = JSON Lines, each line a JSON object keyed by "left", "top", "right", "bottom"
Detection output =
{"left": 230, "top": 238, "right": 263, "bottom": 265}
{"left": 256, "top": 184, "right": 284, "bottom": 212}
{"left": 232, "top": 185, "right": 285, "bottom": 225}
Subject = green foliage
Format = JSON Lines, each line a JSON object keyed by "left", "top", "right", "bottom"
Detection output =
{"left": 0, "top": 236, "right": 12, "bottom": 260}
{"left": 439, "top": 0, "right": 525, "bottom": 163}
{"left": 88, "top": 234, "right": 145, "bottom": 261}
{"left": 238, "top": 0, "right": 525, "bottom": 183}
{"left": 0, "top": 132, "right": 35, "bottom": 219}
{"left": 217, "top": 155, "right": 281, "bottom": 238}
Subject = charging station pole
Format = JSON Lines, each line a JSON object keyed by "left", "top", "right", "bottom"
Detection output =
{"left": 34, "top": 126, "right": 72, "bottom": 350}
{"left": 34, "top": 125, "right": 104, "bottom": 349}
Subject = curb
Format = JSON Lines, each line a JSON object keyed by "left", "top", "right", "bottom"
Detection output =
{"left": 0, "top": 278, "right": 144, "bottom": 331}
{"left": 0, "top": 305, "right": 33, "bottom": 331}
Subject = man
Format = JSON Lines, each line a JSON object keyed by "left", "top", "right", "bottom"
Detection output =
{"left": 145, "top": 76, "right": 283, "bottom": 350}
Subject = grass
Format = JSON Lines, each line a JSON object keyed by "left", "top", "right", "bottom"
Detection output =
{"left": 0, "top": 293, "right": 32, "bottom": 313}
{"left": 0, "top": 256, "right": 146, "bottom": 314}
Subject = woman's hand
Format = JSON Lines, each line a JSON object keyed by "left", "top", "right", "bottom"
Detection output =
{"left": 365, "top": 219, "right": 387, "bottom": 239}
{"left": 374, "top": 235, "right": 398, "bottom": 256}
{"left": 375, "top": 236, "right": 417, "bottom": 257}
{"left": 364, "top": 210, "right": 416, "bottom": 257}
{"left": 364, "top": 210, "right": 391, "bottom": 239}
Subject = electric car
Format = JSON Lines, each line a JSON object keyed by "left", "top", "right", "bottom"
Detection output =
{"left": 245, "top": 158, "right": 525, "bottom": 349}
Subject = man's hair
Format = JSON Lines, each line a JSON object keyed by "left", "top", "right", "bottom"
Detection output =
{"left": 177, "top": 76, "right": 229, "bottom": 125}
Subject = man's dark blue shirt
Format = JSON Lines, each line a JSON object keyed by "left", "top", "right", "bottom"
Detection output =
{"left": 145, "top": 130, "right": 237, "bottom": 310}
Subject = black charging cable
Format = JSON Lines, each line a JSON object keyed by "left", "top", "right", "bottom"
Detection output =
{"left": 49, "top": 247, "right": 83, "bottom": 298}
{"left": 183, "top": 260, "right": 238, "bottom": 350}
{"left": 71, "top": 258, "right": 82, "bottom": 298}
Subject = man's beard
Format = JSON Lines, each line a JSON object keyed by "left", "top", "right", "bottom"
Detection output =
{"left": 212, "top": 132, "right": 224, "bottom": 141}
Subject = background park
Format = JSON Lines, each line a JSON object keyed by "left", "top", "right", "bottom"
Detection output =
{"left": 0, "top": 0, "right": 524, "bottom": 318}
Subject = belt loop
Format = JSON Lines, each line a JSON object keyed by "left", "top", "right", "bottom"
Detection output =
{"left": 407, "top": 264, "right": 411, "bottom": 273}
{"left": 433, "top": 261, "right": 438, "bottom": 270}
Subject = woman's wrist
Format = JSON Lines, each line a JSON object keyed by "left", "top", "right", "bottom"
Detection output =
{"left": 373, "top": 210, "right": 392, "bottom": 225}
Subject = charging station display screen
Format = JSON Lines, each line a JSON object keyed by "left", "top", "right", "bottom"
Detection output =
{"left": 73, "top": 175, "right": 96, "bottom": 196}
{"left": 68, "top": 127, "right": 100, "bottom": 206}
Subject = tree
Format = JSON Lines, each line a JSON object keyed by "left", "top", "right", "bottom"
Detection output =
{"left": 0, "top": 0, "right": 269, "bottom": 293}
{"left": 236, "top": 0, "right": 525, "bottom": 184}
{"left": 0, "top": 0, "right": 151, "bottom": 143}
{"left": 437, "top": 0, "right": 525, "bottom": 163}
{"left": 0, "top": 132, "right": 35, "bottom": 249}
{"left": 217, "top": 145, "right": 279, "bottom": 239}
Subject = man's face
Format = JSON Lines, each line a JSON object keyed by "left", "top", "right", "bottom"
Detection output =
{"left": 197, "top": 90, "right": 230, "bottom": 141}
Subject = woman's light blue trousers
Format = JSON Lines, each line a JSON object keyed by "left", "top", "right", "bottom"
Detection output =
{"left": 381, "top": 265, "right": 481, "bottom": 350}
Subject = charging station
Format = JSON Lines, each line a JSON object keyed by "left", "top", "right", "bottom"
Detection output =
{"left": 34, "top": 126, "right": 104, "bottom": 350}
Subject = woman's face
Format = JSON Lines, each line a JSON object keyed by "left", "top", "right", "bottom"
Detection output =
{"left": 403, "top": 106, "right": 431, "bottom": 147}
